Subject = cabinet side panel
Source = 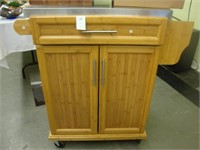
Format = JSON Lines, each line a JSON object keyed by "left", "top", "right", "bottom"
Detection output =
{"left": 36, "top": 46, "right": 57, "bottom": 134}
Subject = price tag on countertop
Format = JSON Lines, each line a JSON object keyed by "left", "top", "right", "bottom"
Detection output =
{"left": 76, "top": 16, "right": 86, "bottom": 30}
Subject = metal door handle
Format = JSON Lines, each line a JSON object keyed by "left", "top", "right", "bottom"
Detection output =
{"left": 102, "top": 59, "right": 105, "bottom": 86}
{"left": 82, "top": 30, "right": 117, "bottom": 34}
{"left": 93, "top": 59, "right": 96, "bottom": 86}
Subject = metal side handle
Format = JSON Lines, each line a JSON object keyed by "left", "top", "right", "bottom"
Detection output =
{"left": 102, "top": 59, "right": 105, "bottom": 86}
{"left": 82, "top": 30, "right": 117, "bottom": 34}
{"left": 93, "top": 59, "right": 96, "bottom": 86}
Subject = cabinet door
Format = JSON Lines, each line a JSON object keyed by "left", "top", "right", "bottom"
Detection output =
{"left": 36, "top": 46, "right": 98, "bottom": 135}
{"left": 99, "top": 46, "right": 159, "bottom": 134}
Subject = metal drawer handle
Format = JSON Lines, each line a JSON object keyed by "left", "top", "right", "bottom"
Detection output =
{"left": 93, "top": 59, "right": 96, "bottom": 86}
{"left": 82, "top": 30, "right": 117, "bottom": 34}
{"left": 102, "top": 58, "right": 105, "bottom": 86}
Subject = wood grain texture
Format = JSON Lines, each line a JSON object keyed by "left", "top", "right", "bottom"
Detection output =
{"left": 99, "top": 46, "right": 158, "bottom": 134}
{"left": 14, "top": 15, "right": 194, "bottom": 142}
{"left": 158, "top": 21, "right": 194, "bottom": 64}
{"left": 36, "top": 45, "right": 98, "bottom": 135}
{"left": 114, "top": 0, "right": 185, "bottom": 9}
{"left": 13, "top": 19, "right": 31, "bottom": 35}
{"left": 49, "top": 131, "right": 147, "bottom": 141}
{"left": 28, "top": 16, "right": 167, "bottom": 45}
{"left": 139, "top": 47, "right": 159, "bottom": 132}
{"left": 29, "top": 0, "right": 92, "bottom": 6}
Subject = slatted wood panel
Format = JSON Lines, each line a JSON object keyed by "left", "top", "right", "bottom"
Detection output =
{"left": 36, "top": 46, "right": 98, "bottom": 135}
{"left": 99, "top": 46, "right": 159, "bottom": 134}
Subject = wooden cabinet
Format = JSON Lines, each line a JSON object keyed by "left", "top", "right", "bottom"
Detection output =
{"left": 36, "top": 44, "right": 159, "bottom": 140}
{"left": 14, "top": 15, "right": 193, "bottom": 142}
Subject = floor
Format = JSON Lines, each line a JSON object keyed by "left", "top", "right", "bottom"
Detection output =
{"left": 0, "top": 52, "right": 199, "bottom": 150}
{"left": 157, "top": 65, "right": 199, "bottom": 107}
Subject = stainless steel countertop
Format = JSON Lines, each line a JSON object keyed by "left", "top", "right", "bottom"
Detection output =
{"left": 23, "top": 6, "right": 172, "bottom": 19}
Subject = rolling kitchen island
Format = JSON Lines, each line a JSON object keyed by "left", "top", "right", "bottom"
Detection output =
{"left": 14, "top": 6, "right": 193, "bottom": 148}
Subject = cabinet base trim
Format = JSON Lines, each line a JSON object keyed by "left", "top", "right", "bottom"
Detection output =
{"left": 48, "top": 131, "right": 147, "bottom": 141}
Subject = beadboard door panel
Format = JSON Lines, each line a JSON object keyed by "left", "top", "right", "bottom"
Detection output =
{"left": 99, "top": 46, "right": 159, "bottom": 134}
{"left": 36, "top": 45, "right": 98, "bottom": 135}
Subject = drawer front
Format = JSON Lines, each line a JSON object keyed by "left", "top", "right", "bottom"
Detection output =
{"left": 30, "top": 16, "right": 167, "bottom": 45}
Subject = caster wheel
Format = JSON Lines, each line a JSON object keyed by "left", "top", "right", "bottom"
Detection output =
{"left": 136, "top": 140, "right": 141, "bottom": 144}
{"left": 54, "top": 141, "right": 66, "bottom": 148}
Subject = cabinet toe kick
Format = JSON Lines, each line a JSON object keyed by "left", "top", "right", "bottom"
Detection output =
{"left": 48, "top": 131, "right": 147, "bottom": 141}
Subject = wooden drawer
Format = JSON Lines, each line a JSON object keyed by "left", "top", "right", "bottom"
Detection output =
{"left": 29, "top": 16, "right": 167, "bottom": 45}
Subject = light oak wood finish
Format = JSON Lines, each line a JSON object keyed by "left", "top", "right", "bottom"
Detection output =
{"left": 36, "top": 46, "right": 98, "bottom": 135}
{"left": 99, "top": 46, "right": 159, "bottom": 134}
{"left": 114, "top": 0, "right": 185, "bottom": 9}
{"left": 49, "top": 131, "right": 147, "bottom": 141}
{"left": 13, "top": 19, "right": 31, "bottom": 35}
{"left": 13, "top": 15, "right": 193, "bottom": 142}
{"left": 28, "top": 16, "right": 167, "bottom": 45}
{"left": 158, "top": 21, "right": 194, "bottom": 65}
{"left": 14, "top": 17, "right": 193, "bottom": 65}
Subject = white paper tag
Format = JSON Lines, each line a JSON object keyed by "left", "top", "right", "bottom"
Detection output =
{"left": 76, "top": 16, "right": 86, "bottom": 30}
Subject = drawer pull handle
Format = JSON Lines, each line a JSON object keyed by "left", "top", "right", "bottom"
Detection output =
{"left": 93, "top": 59, "right": 96, "bottom": 86}
{"left": 102, "top": 58, "right": 105, "bottom": 86}
{"left": 82, "top": 30, "right": 117, "bottom": 34}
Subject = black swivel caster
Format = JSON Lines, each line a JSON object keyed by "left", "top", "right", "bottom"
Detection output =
{"left": 136, "top": 140, "right": 142, "bottom": 144}
{"left": 54, "top": 141, "right": 66, "bottom": 148}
